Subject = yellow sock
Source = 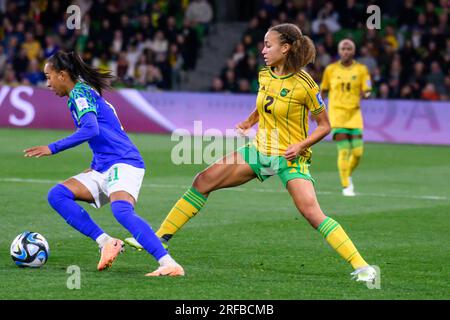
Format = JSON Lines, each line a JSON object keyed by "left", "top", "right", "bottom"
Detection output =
{"left": 349, "top": 139, "right": 364, "bottom": 175}
{"left": 317, "top": 217, "right": 368, "bottom": 270}
{"left": 156, "top": 187, "right": 207, "bottom": 240}
{"left": 337, "top": 140, "right": 351, "bottom": 188}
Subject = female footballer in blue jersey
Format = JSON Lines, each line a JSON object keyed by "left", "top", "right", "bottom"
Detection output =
{"left": 24, "top": 51, "right": 184, "bottom": 276}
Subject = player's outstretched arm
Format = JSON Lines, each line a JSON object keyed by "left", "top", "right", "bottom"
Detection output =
{"left": 236, "top": 107, "right": 259, "bottom": 136}
{"left": 24, "top": 145, "right": 52, "bottom": 158}
{"left": 50, "top": 112, "right": 99, "bottom": 154}
{"left": 284, "top": 110, "right": 331, "bottom": 161}
{"left": 24, "top": 113, "right": 99, "bottom": 158}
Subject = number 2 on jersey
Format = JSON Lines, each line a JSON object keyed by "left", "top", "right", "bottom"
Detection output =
{"left": 264, "top": 96, "right": 274, "bottom": 114}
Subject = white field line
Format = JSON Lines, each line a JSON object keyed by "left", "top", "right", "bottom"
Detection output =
{"left": 0, "top": 177, "right": 448, "bottom": 202}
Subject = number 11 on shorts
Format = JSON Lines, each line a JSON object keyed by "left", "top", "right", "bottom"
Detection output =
{"left": 109, "top": 167, "right": 119, "bottom": 183}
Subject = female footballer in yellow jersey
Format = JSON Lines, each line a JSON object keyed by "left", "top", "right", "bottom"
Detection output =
{"left": 126, "top": 25, "right": 376, "bottom": 282}
{"left": 321, "top": 39, "right": 372, "bottom": 196}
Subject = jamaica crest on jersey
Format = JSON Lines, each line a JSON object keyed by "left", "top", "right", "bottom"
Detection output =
{"left": 280, "top": 88, "right": 291, "bottom": 97}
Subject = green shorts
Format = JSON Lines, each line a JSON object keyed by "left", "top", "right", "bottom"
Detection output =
{"left": 237, "top": 144, "right": 315, "bottom": 188}
{"left": 331, "top": 128, "right": 363, "bottom": 139}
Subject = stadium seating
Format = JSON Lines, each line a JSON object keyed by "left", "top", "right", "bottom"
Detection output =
{"left": 0, "top": 0, "right": 448, "bottom": 100}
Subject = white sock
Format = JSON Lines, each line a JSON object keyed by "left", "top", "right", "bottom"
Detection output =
{"left": 96, "top": 233, "right": 112, "bottom": 248}
{"left": 158, "top": 254, "right": 177, "bottom": 266}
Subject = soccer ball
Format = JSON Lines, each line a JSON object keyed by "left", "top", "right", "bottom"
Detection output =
{"left": 10, "top": 231, "right": 49, "bottom": 267}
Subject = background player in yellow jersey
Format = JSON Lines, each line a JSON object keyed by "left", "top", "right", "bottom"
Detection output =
{"left": 320, "top": 39, "right": 372, "bottom": 196}
{"left": 126, "top": 25, "right": 376, "bottom": 282}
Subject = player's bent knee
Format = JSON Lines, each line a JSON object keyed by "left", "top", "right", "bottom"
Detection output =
{"left": 47, "top": 184, "right": 74, "bottom": 208}
{"left": 192, "top": 171, "right": 214, "bottom": 195}
{"left": 297, "top": 202, "right": 324, "bottom": 227}
{"left": 301, "top": 210, "right": 325, "bottom": 228}
{"left": 299, "top": 206, "right": 315, "bottom": 219}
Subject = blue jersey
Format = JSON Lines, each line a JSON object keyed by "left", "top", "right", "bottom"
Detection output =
{"left": 61, "top": 82, "right": 145, "bottom": 172}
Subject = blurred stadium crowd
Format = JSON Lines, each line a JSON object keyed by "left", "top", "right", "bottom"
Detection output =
{"left": 0, "top": 0, "right": 448, "bottom": 100}
{"left": 213, "top": 0, "right": 449, "bottom": 100}
{"left": 0, "top": 0, "right": 214, "bottom": 90}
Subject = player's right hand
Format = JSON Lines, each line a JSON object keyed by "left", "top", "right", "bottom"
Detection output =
{"left": 235, "top": 121, "right": 252, "bottom": 136}
{"left": 23, "top": 146, "right": 52, "bottom": 158}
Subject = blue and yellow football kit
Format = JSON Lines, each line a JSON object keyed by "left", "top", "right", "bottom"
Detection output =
{"left": 48, "top": 82, "right": 145, "bottom": 172}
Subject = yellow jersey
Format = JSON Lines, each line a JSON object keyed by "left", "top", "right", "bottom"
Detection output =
{"left": 254, "top": 67, "right": 325, "bottom": 159}
{"left": 320, "top": 61, "right": 371, "bottom": 129}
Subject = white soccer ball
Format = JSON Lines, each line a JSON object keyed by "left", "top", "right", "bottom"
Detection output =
{"left": 10, "top": 231, "right": 50, "bottom": 267}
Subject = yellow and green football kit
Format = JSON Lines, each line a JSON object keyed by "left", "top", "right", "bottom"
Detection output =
{"left": 155, "top": 67, "right": 369, "bottom": 272}
{"left": 238, "top": 144, "right": 313, "bottom": 188}
{"left": 238, "top": 67, "right": 325, "bottom": 187}
{"left": 321, "top": 60, "right": 371, "bottom": 132}
{"left": 321, "top": 61, "right": 372, "bottom": 188}
{"left": 252, "top": 67, "right": 325, "bottom": 157}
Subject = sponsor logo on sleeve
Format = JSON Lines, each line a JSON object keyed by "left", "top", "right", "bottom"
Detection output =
{"left": 316, "top": 92, "right": 325, "bottom": 106}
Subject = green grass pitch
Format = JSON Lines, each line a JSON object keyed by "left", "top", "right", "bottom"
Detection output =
{"left": 0, "top": 128, "right": 449, "bottom": 300}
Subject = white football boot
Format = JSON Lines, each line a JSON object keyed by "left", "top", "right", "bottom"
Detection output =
{"left": 351, "top": 265, "right": 377, "bottom": 283}
{"left": 342, "top": 177, "right": 355, "bottom": 196}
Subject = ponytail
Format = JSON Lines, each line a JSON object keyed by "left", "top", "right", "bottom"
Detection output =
{"left": 296, "top": 35, "right": 316, "bottom": 68}
{"left": 47, "top": 51, "right": 114, "bottom": 96}
{"left": 269, "top": 23, "right": 316, "bottom": 73}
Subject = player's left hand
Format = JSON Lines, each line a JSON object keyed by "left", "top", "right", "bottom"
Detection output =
{"left": 24, "top": 146, "right": 52, "bottom": 158}
{"left": 284, "top": 143, "right": 306, "bottom": 161}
